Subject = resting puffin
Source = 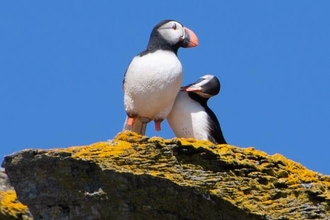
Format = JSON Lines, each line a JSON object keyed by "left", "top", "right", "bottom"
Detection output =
{"left": 167, "top": 74, "right": 227, "bottom": 144}
{"left": 122, "top": 20, "right": 199, "bottom": 135}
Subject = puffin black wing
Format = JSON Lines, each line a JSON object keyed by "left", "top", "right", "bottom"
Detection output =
{"left": 205, "top": 105, "right": 227, "bottom": 144}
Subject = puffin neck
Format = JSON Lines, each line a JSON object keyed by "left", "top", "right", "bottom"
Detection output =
{"left": 140, "top": 31, "right": 180, "bottom": 56}
{"left": 188, "top": 92, "right": 209, "bottom": 107}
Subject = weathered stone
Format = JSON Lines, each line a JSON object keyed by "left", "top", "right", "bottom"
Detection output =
{"left": 0, "top": 168, "right": 12, "bottom": 192}
{"left": 2, "top": 131, "right": 330, "bottom": 219}
{"left": 0, "top": 168, "right": 32, "bottom": 220}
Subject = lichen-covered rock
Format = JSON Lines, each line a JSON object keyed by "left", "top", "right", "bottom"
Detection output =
{"left": 2, "top": 131, "right": 330, "bottom": 220}
{"left": 0, "top": 168, "right": 32, "bottom": 220}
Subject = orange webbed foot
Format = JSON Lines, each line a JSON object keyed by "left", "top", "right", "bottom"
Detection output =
{"left": 154, "top": 120, "right": 163, "bottom": 131}
{"left": 127, "top": 117, "right": 135, "bottom": 126}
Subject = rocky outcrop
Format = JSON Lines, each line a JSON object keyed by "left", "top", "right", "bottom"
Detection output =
{"left": 2, "top": 131, "right": 330, "bottom": 220}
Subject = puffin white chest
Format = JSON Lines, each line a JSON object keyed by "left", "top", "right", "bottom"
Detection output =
{"left": 167, "top": 92, "right": 211, "bottom": 139}
{"left": 124, "top": 50, "right": 182, "bottom": 119}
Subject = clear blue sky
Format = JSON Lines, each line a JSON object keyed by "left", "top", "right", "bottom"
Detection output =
{"left": 1, "top": 1, "right": 329, "bottom": 174}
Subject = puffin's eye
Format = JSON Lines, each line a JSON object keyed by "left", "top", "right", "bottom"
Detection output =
{"left": 172, "top": 23, "right": 177, "bottom": 30}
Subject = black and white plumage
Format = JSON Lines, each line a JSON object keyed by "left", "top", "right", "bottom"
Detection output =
{"left": 167, "top": 74, "right": 227, "bottom": 144}
{"left": 122, "top": 20, "right": 199, "bottom": 135}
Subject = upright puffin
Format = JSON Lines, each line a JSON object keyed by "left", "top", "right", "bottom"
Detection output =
{"left": 167, "top": 74, "right": 227, "bottom": 144}
{"left": 122, "top": 20, "right": 199, "bottom": 135}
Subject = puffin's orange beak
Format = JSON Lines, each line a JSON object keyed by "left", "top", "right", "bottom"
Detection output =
{"left": 182, "top": 27, "right": 199, "bottom": 48}
{"left": 180, "top": 84, "right": 202, "bottom": 92}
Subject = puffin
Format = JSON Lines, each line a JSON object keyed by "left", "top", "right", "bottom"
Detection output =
{"left": 122, "top": 20, "right": 199, "bottom": 135}
{"left": 167, "top": 74, "right": 227, "bottom": 144}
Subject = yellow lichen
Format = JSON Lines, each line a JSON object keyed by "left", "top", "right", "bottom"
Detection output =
{"left": 113, "top": 131, "right": 146, "bottom": 143}
{"left": 0, "top": 190, "right": 29, "bottom": 219}
{"left": 172, "top": 137, "right": 220, "bottom": 149}
{"left": 272, "top": 153, "right": 324, "bottom": 185}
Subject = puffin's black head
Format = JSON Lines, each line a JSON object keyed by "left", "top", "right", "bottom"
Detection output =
{"left": 146, "top": 20, "right": 199, "bottom": 54}
{"left": 181, "top": 75, "right": 220, "bottom": 99}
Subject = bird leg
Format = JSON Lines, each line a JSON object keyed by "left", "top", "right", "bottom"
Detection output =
{"left": 127, "top": 116, "right": 135, "bottom": 126}
{"left": 154, "top": 119, "right": 163, "bottom": 131}
{"left": 138, "top": 117, "right": 151, "bottom": 135}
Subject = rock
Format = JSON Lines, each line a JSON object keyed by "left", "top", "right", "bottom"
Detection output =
{"left": 0, "top": 168, "right": 12, "bottom": 192}
{"left": 0, "top": 168, "right": 32, "bottom": 220}
{"left": 2, "top": 131, "right": 330, "bottom": 220}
